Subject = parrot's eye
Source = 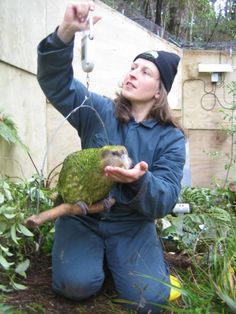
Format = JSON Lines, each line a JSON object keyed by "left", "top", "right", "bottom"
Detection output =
{"left": 111, "top": 151, "right": 119, "bottom": 156}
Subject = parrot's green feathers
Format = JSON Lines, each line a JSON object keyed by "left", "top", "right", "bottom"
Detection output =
{"left": 57, "top": 145, "right": 131, "bottom": 205}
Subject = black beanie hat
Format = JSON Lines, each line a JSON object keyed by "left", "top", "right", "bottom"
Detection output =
{"left": 133, "top": 50, "right": 180, "bottom": 93}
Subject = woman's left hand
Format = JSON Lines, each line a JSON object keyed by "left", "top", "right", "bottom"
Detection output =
{"left": 104, "top": 161, "right": 148, "bottom": 183}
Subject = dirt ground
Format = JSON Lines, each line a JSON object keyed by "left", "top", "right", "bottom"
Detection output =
{"left": 6, "top": 254, "right": 126, "bottom": 314}
{"left": 5, "top": 252, "right": 190, "bottom": 314}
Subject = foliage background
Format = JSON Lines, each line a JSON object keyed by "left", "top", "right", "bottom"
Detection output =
{"left": 102, "top": 0, "right": 236, "bottom": 46}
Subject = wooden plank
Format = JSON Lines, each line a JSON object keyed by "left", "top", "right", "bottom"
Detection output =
{"left": 188, "top": 129, "right": 234, "bottom": 187}
{"left": 182, "top": 50, "right": 236, "bottom": 130}
{"left": 182, "top": 80, "right": 235, "bottom": 130}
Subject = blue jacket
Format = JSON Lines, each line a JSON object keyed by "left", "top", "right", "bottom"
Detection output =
{"left": 37, "top": 31, "right": 186, "bottom": 221}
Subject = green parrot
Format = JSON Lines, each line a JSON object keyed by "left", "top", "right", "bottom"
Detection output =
{"left": 57, "top": 145, "right": 132, "bottom": 205}
{"left": 25, "top": 145, "right": 132, "bottom": 228}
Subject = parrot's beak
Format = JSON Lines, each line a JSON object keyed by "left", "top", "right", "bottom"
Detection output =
{"left": 121, "top": 154, "right": 132, "bottom": 169}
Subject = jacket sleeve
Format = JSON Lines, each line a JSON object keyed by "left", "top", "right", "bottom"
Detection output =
{"left": 37, "top": 31, "right": 83, "bottom": 116}
{"left": 111, "top": 128, "right": 186, "bottom": 219}
{"left": 37, "top": 31, "right": 108, "bottom": 144}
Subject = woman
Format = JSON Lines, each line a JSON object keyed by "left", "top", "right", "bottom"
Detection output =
{"left": 37, "top": 2, "right": 186, "bottom": 313}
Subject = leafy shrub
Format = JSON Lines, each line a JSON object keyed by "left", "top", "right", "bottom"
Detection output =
{"left": 0, "top": 175, "right": 54, "bottom": 291}
{"left": 172, "top": 234, "right": 236, "bottom": 313}
{"left": 161, "top": 186, "right": 236, "bottom": 254}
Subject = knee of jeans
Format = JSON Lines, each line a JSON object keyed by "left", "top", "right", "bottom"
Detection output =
{"left": 52, "top": 271, "right": 105, "bottom": 301}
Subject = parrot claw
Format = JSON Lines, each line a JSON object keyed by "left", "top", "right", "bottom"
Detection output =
{"left": 75, "top": 200, "right": 89, "bottom": 215}
{"left": 102, "top": 196, "right": 116, "bottom": 212}
{"left": 86, "top": 196, "right": 116, "bottom": 214}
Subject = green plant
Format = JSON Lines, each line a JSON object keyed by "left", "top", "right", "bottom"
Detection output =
{"left": 203, "top": 81, "right": 236, "bottom": 188}
{"left": 156, "top": 184, "right": 236, "bottom": 313}
{"left": 171, "top": 234, "right": 236, "bottom": 313}
{"left": 100, "top": 0, "right": 117, "bottom": 9}
{"left": 0, "top": 175, "right": 54, "bottom": 291}
{"left": 161, "top": 186, "right": 235, "bottom": 255}
{"left": 0, "top": 110, "right": 28, "bottom": 151}
{"left": 128, "top": 226, "right": 235, "bottom": 313}
{"left": 218, "top": 81, "right": 236, "bottom": 187}
{"left": 0, "top": 302, "right": 15, "bottom": 314}
{"left": 0, "top": 295, "right": 19, "bottom": 314}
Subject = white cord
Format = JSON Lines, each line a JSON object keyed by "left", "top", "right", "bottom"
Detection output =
{"left": 40, "top": 95, "right": 110, "bottom": 178}
{"left": 40, "top": 96, "right": 89, "bottom": 178}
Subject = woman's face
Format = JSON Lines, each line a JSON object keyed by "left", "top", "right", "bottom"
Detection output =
{"left": 121, "top": 58, "right": 160, "bottom": 104}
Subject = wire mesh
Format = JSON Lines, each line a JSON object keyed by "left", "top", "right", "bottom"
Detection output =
{"left": 100, "top": 0, "right": 236, "bottom": 51}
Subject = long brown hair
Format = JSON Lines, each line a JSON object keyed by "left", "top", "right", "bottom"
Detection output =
{"left": 114, "top": 81, "right": 185, "bottom": 134}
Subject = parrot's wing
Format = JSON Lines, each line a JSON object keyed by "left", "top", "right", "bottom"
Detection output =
{"left": 57, "top": 150, "right": 100, "bottom": 204}
{"left": 71, "top": 155, "right": 86, "bottom": 172}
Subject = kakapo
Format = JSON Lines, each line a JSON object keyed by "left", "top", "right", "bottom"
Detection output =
{"left": 57, "top": 145, "right": 132, "bottom": 205}
{"left": 25, "top": 145, "right": 132, "bottom": 228}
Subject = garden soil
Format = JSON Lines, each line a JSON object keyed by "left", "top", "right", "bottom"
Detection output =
{"left": 5, "top": 252, "right": 190, "bottom": 314}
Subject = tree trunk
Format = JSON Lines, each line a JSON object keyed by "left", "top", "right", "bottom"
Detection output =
{"left": 155, "top": 0, "right": 163, "bottom": 25}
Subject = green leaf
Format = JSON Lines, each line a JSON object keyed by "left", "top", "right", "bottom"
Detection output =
{"left": 0, "top": 193, "right": 4, "bottom": 204}
{"left": 0, "top": 244, "right": 8, "bottom": 252}
{"left": 0, "top": 303, "right": 15, "bottom": 314}
{"left": 0, "top": 284, "right": 12, "bottom": 292}
{"left": 0, "top": 244, "right": 13, "bottom": 257}
{"left": 15, "top": 259, "right": 30, "bottom": 277}
{"left": 10, "top": 224, "right": 19, "bottom": 244}
{"left": 4, "top": 188, "right": 12, "bottom": 201}
{"left": 0, "top": 221, "right": 7, "bottom": 233}
{"left": 11, "top": 281, "right": 27, "bottom": 290}
{"left": 3, "top": 213, "right": 16, "bottom": 219}
{"left": 50, "top": 226, "right": 55, "bottom": 233}
{"left": 17, "top": 223, "right": 33, "bottom": 237}
{"left": 0, "top": 111, "right": 28, "bottom": 151}
{"left": 0, "top": 255, "right": 14, "bottom": 270}
{"left": 0, "top": 206, "right": 14, "bottom": 214}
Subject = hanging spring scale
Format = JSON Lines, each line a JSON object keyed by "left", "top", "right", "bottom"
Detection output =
{"left": 81, "top": 12, "right": 95, "bottom": 91}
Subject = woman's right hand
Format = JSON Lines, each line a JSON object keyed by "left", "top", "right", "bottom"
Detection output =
{"left": 57, "top": 1, "right": 101, "bottom": 44}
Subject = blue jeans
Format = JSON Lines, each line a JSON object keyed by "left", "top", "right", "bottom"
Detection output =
{"left": 52, "top": 215, "right": 170, "bottom": 313}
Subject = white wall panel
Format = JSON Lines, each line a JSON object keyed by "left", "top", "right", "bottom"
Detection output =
{"left": 0, "top": 0, "right": 46, "bottom": 74}
{"left": 0, "top": 62, "right": 47, "bottom": 178}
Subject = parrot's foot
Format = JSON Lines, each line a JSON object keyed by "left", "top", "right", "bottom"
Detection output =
{"left": 75, "top": 200, "right": 89, "bottom": 215}
{"left": 75, "top": 197, "right": 116, "bottom": 215}
{"left": 102, "top": 196, "right": 116, "bottom": 212}
{"left": 87, "top": 197, "right": 116, "bottom": 214}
